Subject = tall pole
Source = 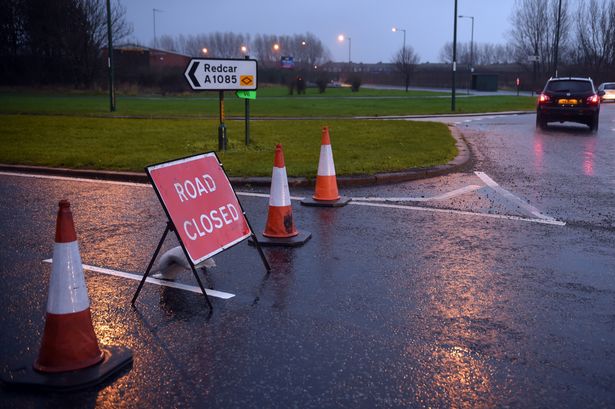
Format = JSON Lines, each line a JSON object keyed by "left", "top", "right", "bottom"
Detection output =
{"left": 554, "top": 0, "right": 562, "bottom": 77}
{"left": 153, "top": 8, "right": 162, "bottom": 48}
{"left": 105, "top": 0, "right": 115, "bottom": 112}
{"left": 244, "top": 55, "right": 250, "bottom": 146}
{"left": 452, "top": 0, "right": 458, "bottom": 111}
{"left": 470, "top": 17, "right": 474, "bottom": 72}
{"left": 348, "top": 37, "right": 352, "bottom": 65}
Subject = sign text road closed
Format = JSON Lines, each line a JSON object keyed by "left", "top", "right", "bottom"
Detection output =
{"left": 147, "top": 153, "right": 252, "bottom": 265}
{"left": 184, "top": 58, "right": 258, "bottom": 91}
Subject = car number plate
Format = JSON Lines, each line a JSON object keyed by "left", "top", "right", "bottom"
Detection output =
{"left": 558, "top": 99, "right": 578, "bottom": 105}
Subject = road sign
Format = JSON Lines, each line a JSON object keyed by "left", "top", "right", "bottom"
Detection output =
{"left": 236, "top": 90, "right": 256, "bottom": 99}
{"left": 528, "top": 55, "right": 540, "bottom": 62}
{"left": 184, "top": 58, "right": 258, "bottom": 91}
{"left": 146, "top": 153, "right": 252, "bottom": 265}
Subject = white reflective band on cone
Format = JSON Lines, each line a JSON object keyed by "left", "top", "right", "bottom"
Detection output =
{"left": 47, "top": 241, "right": 89, "bottom": 314}
{"left": 317, "top": 145, "right": 336, "bottom": 176}
{"left": 269, "top": 167, "right": 291, "bottom": 207}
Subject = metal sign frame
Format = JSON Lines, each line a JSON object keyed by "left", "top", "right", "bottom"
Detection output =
{"left": 132, "top": 152, "right": 270, "bottom": 308}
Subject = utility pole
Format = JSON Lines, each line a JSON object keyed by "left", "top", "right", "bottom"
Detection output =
{"left": 452, "top": 0, "right": 458, "bottom": 111}
{"left": 553, "top": 0, "right": 562, "bottom": 77}
{"left": 105, "top": 0, "right": 115, "bottom": 112}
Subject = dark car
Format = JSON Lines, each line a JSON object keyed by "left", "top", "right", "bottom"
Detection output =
{"left": 536, "top": 77, "right": 603, "bottom": 131}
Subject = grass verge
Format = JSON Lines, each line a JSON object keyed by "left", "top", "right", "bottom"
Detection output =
{"left": 0, "top": 114, "right": 457, "bottom": 178}
{"left": 0, "top": 89, "right": 535, "bottom": 118}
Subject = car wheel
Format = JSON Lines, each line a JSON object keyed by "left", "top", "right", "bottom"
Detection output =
{"left": 536, "top": 112, "right": 546, "bottom": 129}
{"left": 590, "top": 115, "right": 599, "bottom": 132}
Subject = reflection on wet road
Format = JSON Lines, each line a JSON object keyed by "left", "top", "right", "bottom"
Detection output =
{"left": 1, "top": 104, "right": 615, "bottom": 408}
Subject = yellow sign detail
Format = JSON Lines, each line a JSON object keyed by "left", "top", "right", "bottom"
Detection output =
{"left": 240, "top": 75, "right": 254, "bottom": 86}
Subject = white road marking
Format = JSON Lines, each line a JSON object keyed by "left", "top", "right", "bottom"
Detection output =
{"left": 42, "top": 259, "right": 235, "bottom": 299}
{"left": 474, "top": 171, "right": 558, "bottom": 222}
{"left": 350, "top": 201, "right": 565, "bottom": 226}
{"left": 2, "top": 171, "right": 564, "bottom": 226}
{"left": 0, "top": 171, "right": 148, "bottom": 188}
{"left": 352, "top": 184, "right": 482, "bottom": 202}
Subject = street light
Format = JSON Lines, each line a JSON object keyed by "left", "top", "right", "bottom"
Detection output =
{"left": 337, "top": 34, "right": 351, "bottom": 65}
{"left": 152, "top": 8, "right": 163, "bottom": 49}
{"left": 273, "top": 43, "right": 280, "bottom": 51}
{"left": 202, "top": 47, "right": 208, "bottom": 55}
{"left": 241, "top": 45, "right": 248, "bottom": 55}
{"left": 392, "top": 27, "right": 407, "bottom": 91}
{"left": 458, "top": 15, "right": 474, "bottom": 72}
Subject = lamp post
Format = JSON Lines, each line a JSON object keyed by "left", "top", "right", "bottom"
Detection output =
{"left": 553, "top": 0, "right": 562, "bottom": 77}
{"left": 458, "top": 14, "right": 474, "bottom": 94}
{"left": 152, "top": 8, "right": 163, "bottom": 48}
{"left": 201, "top": 47, "right": 208, "bottom": 55}
{"left": 338, "top": 34, "right": 351, "bottom": 65}
{"left": 392, "top": 27, "right": 407, "bottom": 91}
{"left": 105, "top": 0, "right": 115, "bottom": 112}
{"left": 452, "top": 0, "right": 458, "bottom": 111}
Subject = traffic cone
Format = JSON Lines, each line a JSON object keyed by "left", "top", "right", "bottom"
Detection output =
{"left": 301, "top": 127, "right": 351, "bottom": 207}
{"left": 250, "top": 144, "right": 311, "bottom": 247}
{"left": 0, "top": 200, "right": 132, "bottom": 391}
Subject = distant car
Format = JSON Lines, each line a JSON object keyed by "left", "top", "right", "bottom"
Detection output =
{"left": 536, "top": 77, "right": 603, "bottom": 132}
{"left": 597, "top": 82, "right": 615, "bottom": 102}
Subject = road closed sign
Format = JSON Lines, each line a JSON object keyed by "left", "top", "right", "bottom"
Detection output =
{"left": 184, "top": 58, "right": 258, "bottom": 91}
{"left": 147, "top": 153, "right": 252, "bottom": 265}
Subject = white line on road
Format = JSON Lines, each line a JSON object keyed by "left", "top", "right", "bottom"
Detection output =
{"left": 352, "top": 185, "right": 482, "bottom": 202}
{"left": 0, "top": 172, "right": 148, "bottom": 188}
{"left": 474, "top": 171, "right": 559, "bottom": 222}
{"left": 2, "top": 171, "right": 564, "bottom": 226}
{"left": 350, "top": 201, "right": 565, "bottom": 226}
{"left": 42, "top": 259, "right": 235, "bottom": 299}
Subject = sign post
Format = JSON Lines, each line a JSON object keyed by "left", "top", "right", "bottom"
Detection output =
{"left": 184, "top": 58, "right": 258, "bottom": 152}
{"left": 132, "top": 152, "right": 270, "bottom": 308}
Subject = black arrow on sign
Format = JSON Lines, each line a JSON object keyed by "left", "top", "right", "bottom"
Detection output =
{"left": 188, "top": 61, "right": 200, "bottom": 88}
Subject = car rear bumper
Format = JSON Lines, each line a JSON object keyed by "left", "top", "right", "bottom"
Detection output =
{"left": 538, "top": 105, "right": 599, "bottom": 122}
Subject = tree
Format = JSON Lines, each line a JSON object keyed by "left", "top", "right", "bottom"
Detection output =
{"left": 508, "top": 0, "right": 571, "bottom": 77}
{"left": 392, "top": 45, "right": 419, "bottom": 91}
{"left": 575, "top": 0, "right": 615, "bottom": 72}
{"left": 0, "top": 0, "right": 132, "bottom": 86}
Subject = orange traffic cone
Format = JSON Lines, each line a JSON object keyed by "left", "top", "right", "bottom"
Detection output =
{"left": 251, "top": 144, "right": 310, "bottom": 247}
{"left": 0, "top": 200, "right": 132, "bottom": 391}
{"left": 301, "top": 127, "right": 351, "bottom": 207}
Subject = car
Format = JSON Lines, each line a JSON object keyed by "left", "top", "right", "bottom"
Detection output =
{"left": 536, "top": 77, "right": 604, "bottom": 132}
{"left": 597, "top": 82, "right": 615, "bottom": 102}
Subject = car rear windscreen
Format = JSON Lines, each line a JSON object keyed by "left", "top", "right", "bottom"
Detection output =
{"left": 604, "top": 84, "right": 615, "bottom": 90}
{"left": 546, "top": 80, "right": 593, "bottom": 92}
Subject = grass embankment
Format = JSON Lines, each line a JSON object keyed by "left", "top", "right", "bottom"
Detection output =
{"left": 0, "top": 115, "right": 456, "bottom": 178}
{"left": 0, "top": 88, "right": 535, "bottom": 118}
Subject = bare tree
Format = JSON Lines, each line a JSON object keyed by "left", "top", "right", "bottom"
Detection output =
{"left": 575, "top": 0, "right": 615, "bottom": 71}
{"left": 509, "top": 0, "right": 571, "bottom": 76}
{"left": 157, "top": 34, "right": 177, "bottom": 52}
{"left": 392, "top": 46, "right": 420, "bottom": 91}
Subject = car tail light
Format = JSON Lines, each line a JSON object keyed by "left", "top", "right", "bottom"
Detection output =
{"left": 538, "top": 93, "right": 550, "bottom": 103}
{"left": 586, "top": 94, "right": 600, "bottom": 105}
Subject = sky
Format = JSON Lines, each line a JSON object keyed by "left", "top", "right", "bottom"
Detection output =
{"left": 123, "top": 0, "right": 517, "bottom": 64}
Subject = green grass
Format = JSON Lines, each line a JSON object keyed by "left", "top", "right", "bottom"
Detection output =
{"left": 0, "top": 88, "right": 534, "bottom": 118}
{"left": 0, "top": 114, "right": 456, "bottom": 177}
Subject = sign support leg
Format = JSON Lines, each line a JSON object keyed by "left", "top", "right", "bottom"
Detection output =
{"left": 242, "top": 215, "right": 271, "bottom": 272}
{"left": 218, "top": 91, "right": 227, "bottom": 151}
{"left": 131, "top": 223, "right": 171, "bottom": 305}
{"left": 189, "top": 265, "right": 213, "bottom": 309}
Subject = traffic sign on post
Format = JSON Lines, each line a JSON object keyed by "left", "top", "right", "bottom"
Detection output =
{"left": 147, "top": 153, "right": 252, "bottom": 265}
{"left": 184, "top": 58, "right": 258, "bottom": 91}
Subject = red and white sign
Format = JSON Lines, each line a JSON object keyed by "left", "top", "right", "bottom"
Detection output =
{"left": 147, "top": 153, "right": 251, "bottom": 265}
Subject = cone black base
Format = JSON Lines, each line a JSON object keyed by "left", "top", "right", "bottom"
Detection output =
{"left": 1, "top": 346, "right": 133, "bottom": 392}
{"left": 249, "top": 231, "right": 312, "bottom": 247}
{"left": 300, "top": 196, "right": 351, "bottom": 207}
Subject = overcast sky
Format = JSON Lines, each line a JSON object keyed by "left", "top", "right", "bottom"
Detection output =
{"left": 123, "top": 0, "right": 517, "bottom": 63}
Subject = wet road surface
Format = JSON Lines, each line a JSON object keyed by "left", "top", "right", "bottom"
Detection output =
{"left": 1, "top": 104, "right": 615, "bottom": 408}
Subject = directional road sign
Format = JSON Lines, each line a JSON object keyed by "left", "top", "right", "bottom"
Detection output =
{"left": 184, "top": 58, "right": 258, "bottom": 91}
